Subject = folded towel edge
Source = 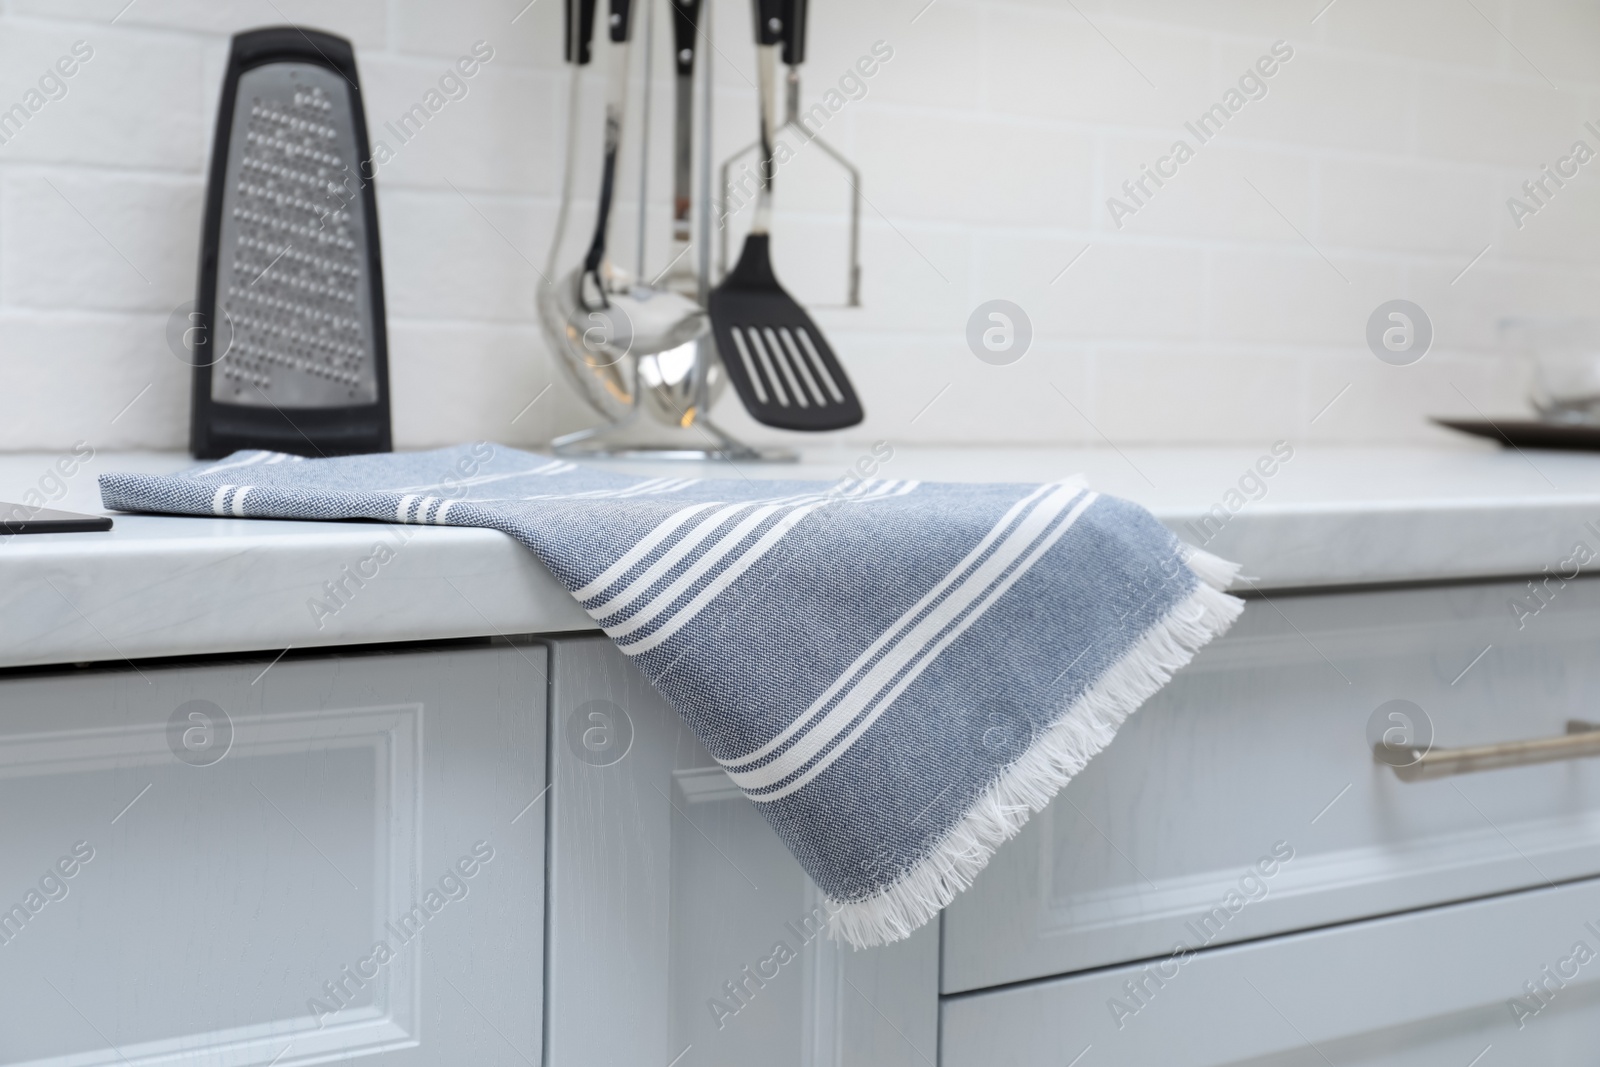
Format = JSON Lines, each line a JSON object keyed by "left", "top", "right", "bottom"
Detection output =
{"left": 827, "top": 562, "right": 1246, "bottom": 949}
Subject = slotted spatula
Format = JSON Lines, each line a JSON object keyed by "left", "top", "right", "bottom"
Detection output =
{"left": 707, "top": 0, "right": 863, "bottom": 431}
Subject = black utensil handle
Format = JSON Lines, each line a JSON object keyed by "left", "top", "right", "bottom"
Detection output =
{"left": 671, "top": 0, "right": 700, "bottom": 233}
{"left": 609, "top": 0, "right": 634, "bottom": 42}
{"left": 752, "top": 0, "right": 784, "bottom": 44}
{"left": 565, "top": 0, "right": 598, "bottom": 64}
{"left": 584, "top": 144, "right": 619, "bottom": 275}
{"left": 671, "top": 0, "right": 701, "bottom": 75}
{"left": 782, "top": 0, "right": 807, "bottom": 65}
{"left": 580, "top": 0, "right": 633, "bottom": 284}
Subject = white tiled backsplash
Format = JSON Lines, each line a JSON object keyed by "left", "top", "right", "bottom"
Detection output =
{"left": 2, "top": 0, "right": 1598, "bottom": 453}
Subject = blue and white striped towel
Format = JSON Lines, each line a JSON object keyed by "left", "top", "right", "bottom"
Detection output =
{"left": 101, "top": 443, "right": 1243, "bottom": 947}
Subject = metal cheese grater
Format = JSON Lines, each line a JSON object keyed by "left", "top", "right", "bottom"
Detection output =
{"left": 190, "top": 26, "right": 390, "bottom": 459}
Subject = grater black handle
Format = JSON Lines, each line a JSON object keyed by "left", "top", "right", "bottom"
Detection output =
{"left": 565, "top": 0, "right": 598, "bottom": 64}
{"left": 609, "top": 0, "right": 634, "bottom": 42}
{"left": 751, "top": 0, "right": 784, "bottom": 45}
{"left": 671, "top": 0, "right": 702, "bottom": 77}
{"left": 781, "top": 0, "right": 807, "bottom": 65}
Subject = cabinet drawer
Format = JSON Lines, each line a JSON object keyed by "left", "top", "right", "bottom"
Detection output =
{"left": 942, "top": 875, "right": 1600, "bottom": 1066}
{"left": 0, "top": 642, "right": 546, "bottom": 1066}
{"left": 945, "top": 575, "right": 1600, "bottom": 992}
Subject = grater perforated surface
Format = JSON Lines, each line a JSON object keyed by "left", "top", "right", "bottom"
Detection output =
{"left": 212, "top": 62, "right": 378, "bottom": 408}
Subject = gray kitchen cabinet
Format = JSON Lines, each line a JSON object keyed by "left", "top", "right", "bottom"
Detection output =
{"left": 6, "top": 564, "right": 1595, "bottom": 1064}
{"left": 543, "top": 636, "right": 940, "bottom": 1067}
{"left": 943, "top": 576, "right": 1600, "bottom": 994}
{"left": 943, "top": 875, "right": 1600, "bottom": 1065}
{"left": 0, "top": 631, "right": 937, "bottom": 1067}
{"left": 0, "top": 641, "right": 547, "bottom": 1067}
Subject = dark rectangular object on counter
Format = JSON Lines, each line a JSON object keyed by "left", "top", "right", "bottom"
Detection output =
{"left": 1433, "top": 417, "right": 1600, "bottom": 451}
{"left": 0, "top": 504, "right": 112, "bottom": 534}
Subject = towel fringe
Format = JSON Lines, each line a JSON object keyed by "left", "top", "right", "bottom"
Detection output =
{"left": 1179, "top": 543, "right": 1241, "bottom": 591}
{"left": 828, "top": 564, "right": 1244, "bottom": 949}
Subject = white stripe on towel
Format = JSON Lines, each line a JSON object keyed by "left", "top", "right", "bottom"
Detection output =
{"left": 728, "top": 484, "right": 1088, "bottom": 789}
{"left": 590, "top": 481, "right": 887, "bottom": 621}
{"left": 721, "top": 481, "right": 1066, "bottom": 772}
{"left": 740, "top": 490, "right": 1099, "bottom": 801}
{"left": 593, "top": 501, "right": 814, "bottom": 627}
{"left": 582, "top": 492, "right": 829, "bottom": 617}
{"left": 614, "top": 481, "right": 919, "bottom": 653}
{"left": 571, "top": 501, "right": 726, "bottom": 600}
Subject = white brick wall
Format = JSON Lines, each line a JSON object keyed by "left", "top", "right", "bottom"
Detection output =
{"left": 0, "top": 0, "right": 1595, "bottom": 453}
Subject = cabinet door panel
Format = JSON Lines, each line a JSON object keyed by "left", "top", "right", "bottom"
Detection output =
{"left": 545, "top": 636, "right": 938, "bottom": 1067}
{"left": 0, "top": 642, "right": 545, "bottom": 1066}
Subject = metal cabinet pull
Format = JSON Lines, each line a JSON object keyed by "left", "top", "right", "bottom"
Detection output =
{"left": 1379, "top": 720, "right": 1600, "bottom": 782}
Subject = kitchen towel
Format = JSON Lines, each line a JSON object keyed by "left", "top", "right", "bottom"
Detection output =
{"left": 101, "top": 443, "right": 1243, "bottom": 947}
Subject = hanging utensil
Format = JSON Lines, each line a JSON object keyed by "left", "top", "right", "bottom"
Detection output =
{"left": 572, "top": 0, "right": 637, "bottom": 333}
{"left": 717, "top": 0, "right": 862, "bottom": 307}
{"left": 706, "top": 0, "right": 863, "bottom": 431}
{"left": 542, "top": 0, "right": 597, "bottom": 279}
{"left": 782, "top": 0, "right": 861, "bottom": 307}
{"left": 631, "top": 0, "right": 728, "bottom": 430}
{"left": 659, "top": 0, "right": 702, "bottom": 298}
{"left": 571, "top": 0, "right": 705, "bottom": 366}
{"left": 542, "top": 0, "right": 706, "bottom": 421}
{"left": 544, "top": 0, "right": 770, "bottom": 459}
{"left": 538, "top": 0, "right": 621, "bottom": 415}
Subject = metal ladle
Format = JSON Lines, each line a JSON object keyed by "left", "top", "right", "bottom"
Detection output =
{"left": 541, "top": 0, "right": 784, "bottom": 459}
{"left": 546, "top": 0, "right": 707, "bottom": 404}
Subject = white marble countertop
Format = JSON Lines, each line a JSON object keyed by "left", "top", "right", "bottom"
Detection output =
{"left": 2, "top": 441, "right": 1598, "bottom": 670}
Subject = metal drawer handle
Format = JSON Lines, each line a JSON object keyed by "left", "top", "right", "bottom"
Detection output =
{"left": 1379, "top": 720, "right": 1600, "bottom": 782}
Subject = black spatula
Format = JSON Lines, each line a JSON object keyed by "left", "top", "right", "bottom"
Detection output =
{"left": 707, "top": 0, "right": 862, "bottom": 432}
